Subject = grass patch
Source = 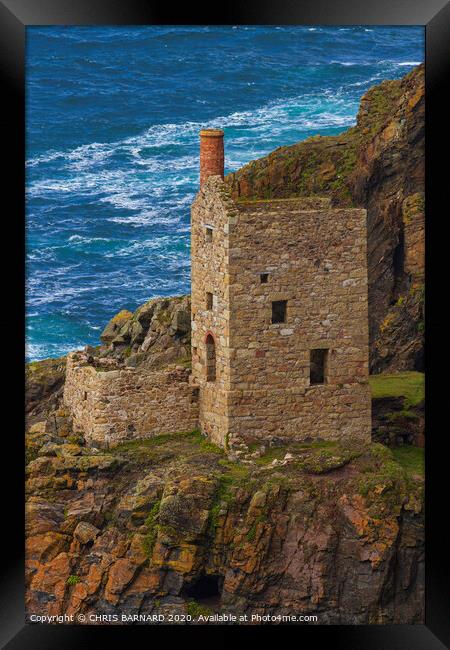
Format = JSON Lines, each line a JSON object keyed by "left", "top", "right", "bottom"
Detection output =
{"left": 66, "top": 575, "right": 81, "bottom": 586}
{"left": 357, "top": 444, "right": 405, "bottom": 497}
{"left": 294, "top": 441, "right": 364, "bottom": 475}
{"left": 392, "top": 445, "right": 424, "bottom": 477}
{"left": 186, "top": 430, "right": 224, "bottom": 455}
{"left": 186, "top": 601, "right": 213, "bottom": 618}
{"left": 294, "top": 440, "right": 337, "bottom": 450}
{"left": 114, "top": 431, "right": 195, "bottom": 454}
{"left": 354, "top": 443, "right": 424, "bottom": 517}
{"left": 369, "top": 371, "right": 424, "bottom": 407}
{"left": 255, "top": 447, "right": 287, "bottom": 466}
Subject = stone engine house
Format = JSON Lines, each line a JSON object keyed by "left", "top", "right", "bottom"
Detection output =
{"left": 64, "top": 128, "right": 371, "bottom": 448}
{"left": 191, "top": 129, "right": 371, "bottom": 447}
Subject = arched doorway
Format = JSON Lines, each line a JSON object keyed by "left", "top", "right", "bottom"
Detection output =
{"left": 205, "top": 333, "right": 216, "bottom": 381}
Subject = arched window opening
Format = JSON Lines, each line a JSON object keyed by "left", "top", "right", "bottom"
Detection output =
{"left": 205, "top": 334, "right": 216, "bottom": 382}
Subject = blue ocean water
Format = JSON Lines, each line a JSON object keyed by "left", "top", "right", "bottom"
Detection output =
{"left": 26, "top": 25, "right": 424, "bottom": 361}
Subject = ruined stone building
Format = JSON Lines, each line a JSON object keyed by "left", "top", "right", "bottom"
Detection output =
{"left": 191, "top": 129, "right": 371, "bottom": 447}
{"left": 64, "top": 128, "right": 371, "bottom": 448}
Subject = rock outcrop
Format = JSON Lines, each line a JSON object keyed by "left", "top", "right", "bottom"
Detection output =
{"left": 99, "top": 295, "right": 191, "bottom": 369}
{"left": 26, "top": 357, "right": 66, "bottom": 424}
{"left": 225, "top": 65, "right": 425, "bottom": 373}
{"left": 25, "top": 428, "right": 424, "bottom": 624}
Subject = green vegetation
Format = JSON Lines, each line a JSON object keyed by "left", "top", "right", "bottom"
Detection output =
{"left": 208, "top": 465, "right": 251, "bottom": 536}
{"left": 368, "top": 371, "right": 424, "bottom": 407}
{"left": 360, "top": 80, "right": 403, "bottom": 139}
{"left": 217, "top": 459, "right": 251, "bottom": 481}
{"left": 392, "top": 445, "right": 424, "bottom": 477}
{"left": 115, "top": 430, "right": 224, "bottom": 457}
{"left": 114, "top": 431, "right": 191, "bottom": 453}
{"left": 187, "top": 430, "right": 224, "bottom": 455}
{"left": 255, "top": 447, "right": 286, "bottom": 466}
{"left": 208, "top": 477, "right": 235, "bottom": 535}
{"left": 245, "top": 513, "right": 268, "bottom": 543}
{"left": 253, "top": 439, "right": 362, "bottom": 474}
{"left": 355, "top": 443, "right": 424, "bottom": 518}
{"left": 297, "top": 446, "right": 363, "bottom": 475}
{"left": 110, "top": 309, "right": 133, "bottom": 325}
{"left": 142, "top": 500, "right": 161, "bottom": 559}
{"left": 66, "top": 575, "right": 81, "bottom": 586}
{"left": 176, "top": 356, "right": 192, "bottom": 369}
{"left": 186, "top": 601, "right": 213, "bottom": 618}
{"left": 356, "top": 444, "right": 407, "bottom": 512}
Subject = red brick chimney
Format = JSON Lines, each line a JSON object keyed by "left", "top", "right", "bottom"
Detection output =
{"left": 199, "top": 129, "right": 224, "bottom": 189}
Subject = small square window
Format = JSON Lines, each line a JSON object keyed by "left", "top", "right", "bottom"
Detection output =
{"left": 272, "top": 300, "right": 287, "bottom": 324}
{"left": 205, "top": 226, "right": 213, "bottom": 243}
{"left": 310, "top": 349, "right": 328, "bottom": 385}
{"left": 206, "top": 292, "right": 213, "bottom": 310}
{"left": 260, "top": 273, "right": 269, "bottom": 284}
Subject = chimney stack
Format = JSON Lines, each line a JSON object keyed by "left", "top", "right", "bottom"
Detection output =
{"left": 199, "top": 129, "right": 224, "bottom": 189}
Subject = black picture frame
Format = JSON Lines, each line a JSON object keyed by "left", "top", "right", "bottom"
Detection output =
{"left": 2, "top": 1, "right": 448, "bottom": 647}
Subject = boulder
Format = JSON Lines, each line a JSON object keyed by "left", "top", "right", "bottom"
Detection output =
{"left": 100, "top": 309, "right": 133, "bottom": 343}
{"left": 73, "top": 521, "right": 100, "bottom": 545}
{"left": 170, "top": 307, "right": 190, "bottom": 336}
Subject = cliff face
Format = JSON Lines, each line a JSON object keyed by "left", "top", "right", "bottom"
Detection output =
{"left": 225, "top": 65, "right": 425, "bottom": 373}
{"left": 26, "top": 426, "right": 424, "bottom": 624}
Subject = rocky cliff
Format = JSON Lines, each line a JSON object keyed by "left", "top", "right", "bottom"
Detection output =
{"left": 225, "top": 65, "right": 425, "bottom": 373}
{"left": 26, "top": 423, "right": 424, "bottom": 624}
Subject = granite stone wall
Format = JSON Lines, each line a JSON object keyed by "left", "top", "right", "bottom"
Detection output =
{"left": 190, "top": 176, "right": 233, "bottom": 446}
{"left": 191, "top": 177, "right": 371, "bottom": 446}
{"left": 64, "top": 352, "right": 199, "bottom": 448}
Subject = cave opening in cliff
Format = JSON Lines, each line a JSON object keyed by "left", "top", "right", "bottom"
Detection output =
{"left": 182, "top": 573, "right": 223, "bottom": 603}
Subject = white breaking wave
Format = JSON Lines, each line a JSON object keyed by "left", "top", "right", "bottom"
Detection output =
{"left": 27, "top": 89, "right": 357, "bottom": 171}
{"left": 25, "top": 85, "right": 365, "bottom": 240}
{"left": 68, "top": 235, "right": 112, "bottom": 243}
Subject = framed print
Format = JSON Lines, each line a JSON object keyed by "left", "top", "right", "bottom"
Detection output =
{"left": 1, "top": 0, "right": 448, "bottom": 648}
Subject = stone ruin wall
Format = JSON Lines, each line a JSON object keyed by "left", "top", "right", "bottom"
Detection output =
{"left": 227, "top": 199, "right": 372, "bottom": 444}
{"left": 190, "top": 177, "right": 234, "bottom": 446}
{"left": 64, "top": 352, "right": 199, "bottom": 448}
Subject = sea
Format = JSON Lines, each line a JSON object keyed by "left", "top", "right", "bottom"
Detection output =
{"left": 26, "top": 25, "right": 424, "bottom": 361}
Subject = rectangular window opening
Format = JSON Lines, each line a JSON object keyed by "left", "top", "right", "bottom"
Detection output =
{"left": 205, "top": 226, "right": 213, "bottom": 243}
{"left": 260, "top": 273, "right": 269, "bottom": 284}
{"left": 310, "top": 349, "right": 328, "bottom": 385}
{"left": 271, "top": 300, "right": 287, "bottom": 324}
{"left": 206, "top": 292, "right": 213, "bottom": 310}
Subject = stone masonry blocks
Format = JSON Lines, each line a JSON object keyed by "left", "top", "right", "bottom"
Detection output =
{"left": 191, "top": 176, "right": 371, "bottom": 447}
